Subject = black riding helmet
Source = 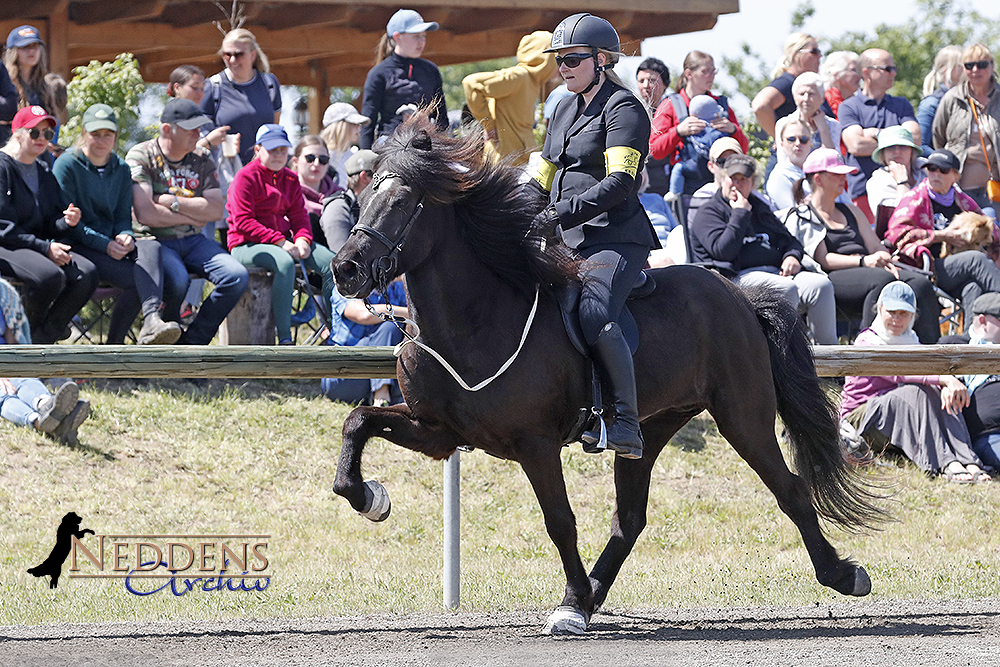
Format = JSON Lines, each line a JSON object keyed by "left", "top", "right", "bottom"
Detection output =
{"left": 546, "top": 13, "right": 621, "bottom": 95}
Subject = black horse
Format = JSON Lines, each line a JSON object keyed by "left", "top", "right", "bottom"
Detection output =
{"left": 331, "top": 113, "right": 886, "bottom": 635}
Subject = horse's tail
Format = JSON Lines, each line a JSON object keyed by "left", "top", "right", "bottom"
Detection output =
{"left": 743, "top": 285, "right": 889, "bottom": 532}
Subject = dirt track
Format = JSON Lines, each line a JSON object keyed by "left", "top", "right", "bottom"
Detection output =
{"left": 2, "top": 599, "right": 999, "bottom": 666}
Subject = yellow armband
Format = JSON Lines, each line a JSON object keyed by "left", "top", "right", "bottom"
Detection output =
{"left": 604, "top": 146, "right": 641, "bottom": 179}
{"left": 532, "top": 158, "right": 556, "bottom": 192}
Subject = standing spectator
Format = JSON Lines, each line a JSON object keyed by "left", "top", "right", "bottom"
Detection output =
{"left": 53, "top": 104, "right": 181, "bottom": 345}
{"left": 360, "top": 9, "right": 447, "bottom": 149}
{"left": 635, "top": 57, "right": 671, "bottom": 195}
{"left": 127, "top": 98, "right": 249, "bottom": 345}
{"left": 820, "top": 51, "right": 860, "bottom": 121}
{"left": 839, "top": 48, "right": 920, "bottom": 224}
{"left": 0, "top": 106, "right": 97, "bottom": 343}
{"left": 226, "top": 124, "right": 336, "bottom": 346}
{"left": 752, "top": 33, "right": 822, "bottom": 142}
{"left": 866, "top": 125, "right": 923, "bottom": 210}
{"left": 0, "top": 64, "right": 17, "bottom": 145}
{"left": 665, "top": 94, "right": 731, "bottom": 203}
{"left": 4, "top": 25, "right": 66, "bottom": 123}
{"left": 774, "top": 72, "right": 841, "bottom": 163}
{"left": 318, "top": 149, "right": 376, "bottom": 252}
{"left": 462, "top": 31, "right": 556, "bottom": 166}
{"left": 290, "top": 134, "right": 342, "bottom": 231}
{"left": 918, "top": 45, "right": 964, "bottom": 155}
{"left": 933, "top": 44, "right": 1000, "bottom": 210}
{"left": 200, "top": 28, "right": 281, "bottom": 166}
{"left": 320, "top": 102, "right": 370, "bottom": 186}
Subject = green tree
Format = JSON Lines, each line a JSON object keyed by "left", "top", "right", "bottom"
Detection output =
{"left": 63, "top": 53, "right": 148, "bottom": 151}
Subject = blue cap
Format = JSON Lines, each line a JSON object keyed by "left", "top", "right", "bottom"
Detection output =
{"left": 877, "top": 281, "right": 916, "bottom": 313}
{"left": 255, "top": 124, "right": 292, "bottom": 150}
{"left": 7, "top": 25, "right": 42, "bottom": 49}
{"left": 386, "top": 9, "right": 439, "bottom": 37}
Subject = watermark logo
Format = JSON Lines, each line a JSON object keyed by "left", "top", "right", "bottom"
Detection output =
{"left": 27, "top": 512, "right": 94, "bottom": 589}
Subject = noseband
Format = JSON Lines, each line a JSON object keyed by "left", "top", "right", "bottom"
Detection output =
{"left": 349, "top": 171, "right": 424, "bottom": 291}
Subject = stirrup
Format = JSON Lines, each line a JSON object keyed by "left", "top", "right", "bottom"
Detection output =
{"left": 580, "top": 407, "right": 607, "bottom": 454}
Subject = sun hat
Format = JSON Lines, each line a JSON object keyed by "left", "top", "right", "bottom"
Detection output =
{"left": 82, "top": 104, "right": 118, "bottom": 133}
{"left": 7, "top": 25, "right": 41, "bottom": 49}
{"left": 322, "top": 102, "right": 370, "bottom": 128}
{"left": 160, "top": 98, "right": 212, "bottom": 130}
{"left": 723, "top": 153, "right": 756, "bottom": 179}
{"left": 916, "top": 149, "right": 960, "bottom": 172}
{"left": 386, "top": 9, "right": 439, "bottom": 37}
{"left": 345, "top": 149, "right": 378, "bottom": 176}
{"left": 12, "top": 105, "right": 56, "bottom": 131}
{"left": 709, "top": 137, "right": 742, "bottom": 163}
{"left": 802, "top": 147, "right": 859, "bottom": 175}
{"left": 872, "top": 126, "right": 920, "bottom": 165}
{"left": 877, "top": 281, "right": 916, "bottom": 313}
{"left": 255, "top": 124, "right": 292, "bottom": 150}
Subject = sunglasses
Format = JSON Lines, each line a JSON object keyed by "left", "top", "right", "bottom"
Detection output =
{"left": 870, "top": 65, "right": 897, "bottom": 74}
{"left": 925, "top": 164, "right": 953, "bottom": 174}
{"left": 555, "top": 53, "right": 594, "bottom": 69}
{"left": 965, "top": 60, "right": 992, "bottom": 71}
{"left": 223, "top": 51, "right": 247, "bottom": 59}
{"left": 302, "top": 154, "right": 330, "bottom": 165}
{"left": 784, "top": 135, "right": 811, "bottom": 144}
{"left": 798, "top": 47, "right": 822, "bottom": 56}
{"left": 28, "top": 127, "right": 55, "bottom": 141}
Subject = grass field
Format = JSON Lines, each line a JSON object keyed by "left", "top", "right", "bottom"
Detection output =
{"left": 2, "top": 378, "right": 998, "bottom": 627}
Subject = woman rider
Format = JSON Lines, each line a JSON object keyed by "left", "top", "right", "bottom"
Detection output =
{"left": 530, "top": 14, "right": 658, "bottom": 459}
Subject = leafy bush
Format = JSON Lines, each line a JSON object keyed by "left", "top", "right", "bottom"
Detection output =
{"left": 63, "top": 53, "right": 148, "bottom": 152}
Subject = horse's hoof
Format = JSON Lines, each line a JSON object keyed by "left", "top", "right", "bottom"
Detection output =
{"left": 359, "top": 480, "right": 391, "bottom": 522}
{"left": 850, "top": 566, "right": 872, "bottom": 596}
{"left": 541, "top": 606, "right": 588, "bottom": 636}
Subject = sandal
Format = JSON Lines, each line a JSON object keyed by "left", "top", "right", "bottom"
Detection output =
{"left": 943, "top": 461, "right": 974, "bottom": 484}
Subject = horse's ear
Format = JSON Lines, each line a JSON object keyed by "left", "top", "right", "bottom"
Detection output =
{"left": 410, "top": 129, "right": 432, "bottom": 152}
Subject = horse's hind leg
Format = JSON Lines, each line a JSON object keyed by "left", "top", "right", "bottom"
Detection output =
{"left": 711, "top": 395, "right": 870, "bottom": 596}
{"left": 333, "top": 404, "right": 466, "bottom": 520}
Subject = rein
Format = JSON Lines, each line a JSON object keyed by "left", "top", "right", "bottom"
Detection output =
{"left": 349, "top": 171, "right": 424, "bottom": 291}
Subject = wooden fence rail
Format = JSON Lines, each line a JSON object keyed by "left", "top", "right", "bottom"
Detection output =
{"left": 3, "top": 344, "right": 1000, "bottom": 379}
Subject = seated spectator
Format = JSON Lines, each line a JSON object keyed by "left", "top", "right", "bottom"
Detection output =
{"left": 940, "top": 293, "right": 1000, "bottom": 471}
{"left": 291, "top": 135, "right": 342, "bottom": 228}
{"left": 820, "top": 51, "right": 860, "bottom": 122}
{"left": 774, "top": 72, "right": 841, "bottom": 163}
{"left": 127, "top": 98, "right": 249, "bottom": 345}
{"left": 687, "top": 137, "right": 776, "bottom": 228}
{"left": 227, "top": 124, "right": 336, "bottom": 345}
{"left": 321, "top": 102, "right": 370, "bottom": 187}
{"left": 0, "top": 277, "right": 89, "bottom": 444}
{"left": 886, "top": 148, "right": 1000, "bottom": 327}
{"left": 917, "top": 45, "right": 963, "bottom": 155}
{"left": 840, "top": 281, "right": 991, "bottom": 483}
{"left": 53, "top": 104, "right": 181, "bottom": 345}
{"left": 781, "top": 147, "right": 940, "bottom": 342}
{"left": 866, "top": 125, "right": 923, "bottom": 210}
{"left": 932, "top": 43, "right": 1000, "bottom": 210}
{"left": 689, "top": 152, "right": 837, "bottom": 344}
{"left": 0, "top": 106, "right": 98, "bottom": 343}
{"left": 767, "top": 119, "right": 814, "bottom": 210}
{"left": 318, "top": 149, "right": 376, "bottom": 252}
{"left": 321, "top": 276, "right": 408, "bottom": 406}
{"left": 666, "top": 94, "right": 731, "bottom": 203}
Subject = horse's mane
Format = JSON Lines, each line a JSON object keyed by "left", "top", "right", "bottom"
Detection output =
{"left": 377, "top": 112, "right": 579, "bottom": 296}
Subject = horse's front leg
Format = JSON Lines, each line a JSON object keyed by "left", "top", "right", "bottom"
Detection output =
{"left": 333, "top": 404, "right": 466, "bottom": 521}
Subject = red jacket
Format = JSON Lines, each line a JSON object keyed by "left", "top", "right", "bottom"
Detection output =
{"left": 649, "top": 89, "right": 749, "bottom": 163}
{"left": 226, "top": 158, "right": 312, "bottom": 250}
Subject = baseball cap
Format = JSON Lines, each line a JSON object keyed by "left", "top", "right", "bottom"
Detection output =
{"left": 7, "top": 25, "right": 42, "bottom": 49}
{"left": 916, "top": 149, "right": 960, "bottom": 172}
{"left": 723, "top": 153, "right": 756, "bottom": 179}
{"left": 255, "top": 124, "right": 292, "bottom": 150}
{"left": 872, "top": 126, "right": 919, "bottom": 165}
{"left": 322, "top": 102, "right": 371, "bottom": 128}
{"left": 160, "top": 98, "right": 212, "bottom": 130}
{"left": 82, "top": 104, "right": 118, "bottom": 133}
{"left": 877, "top": 281, "right": 916, "bottom": 313}
{"left": 12, "top": 105, "right": 56, "bottom": 131}
{"left": 709, "top": 137, "right": 742, "bottom": 163}
{"left": 345, "top": 149, "right": 378, "bottom": 176}
{"left": 803, "top": 147, "right": 859, "bottom": 175}
{"left": 973, "top": 293, "right": 1000, "bottom": 319}
{"left": 386, "top": 9, "right": 439, "bottom": 37}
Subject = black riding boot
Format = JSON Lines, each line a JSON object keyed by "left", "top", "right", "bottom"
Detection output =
{"left": 592, "top": 321, "right": 643, "bottom": 459}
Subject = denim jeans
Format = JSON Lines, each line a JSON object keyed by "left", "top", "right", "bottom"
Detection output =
{"left": 0, "top": 378, "right": 49, "bottom": 427}
{"left": 159, "top": 234, "right": 249, "bottom": 345}
{"left": 972, "top": 431, "right": 1000, "bottom": 471}
{"left": 321, "top": 320, "right": 403, "bottom": 403}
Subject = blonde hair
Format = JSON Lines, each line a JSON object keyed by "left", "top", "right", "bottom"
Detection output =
{"left": 375, "top": 34, "right": 395, "bottom": 65}
{"left": 922, "top": 45, "right": 964, "bottom": 96}
{"left": 771, "top": 32, "right": 817, "bottom": 80}
{"left": 321, "top": 121, "right": 356, "bottom": 153}
{"left": 219, "top": 28, "right": 270, "bottom": 73}
{"left": 675, "top": 51, "right": 713, "bottom": 92}
{"left": 961, "top": 43, "right": 996, "bottom": 84}
{"left": 4, "top": 42, "right": 59, "bottom": 115}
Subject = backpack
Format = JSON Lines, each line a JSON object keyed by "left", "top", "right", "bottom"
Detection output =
{"left": 206, "top": 71, "right": 281, "bottom": 120}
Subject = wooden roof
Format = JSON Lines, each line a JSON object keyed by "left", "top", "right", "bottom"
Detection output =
{"left": 0, "top": 0, "right": 739, "bottom": 88}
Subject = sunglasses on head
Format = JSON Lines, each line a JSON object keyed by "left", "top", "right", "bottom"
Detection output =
{"left": 925, "top": 164, "right": 953, "bottom": 174}
{"left": 799, "top": 47, "right": 822, "bottom": 56}
{"left": 302, "top": 154, "right": 330, "bottom": 164}
{"left": 555, "top": 53, "right": 594, "bottom": 69}
{"left": 28, "top": 127, "right": 55, "bottom": 141}
{"left": 965, "top": 60, "right": 992, "bottom": 71}
{"left": 784, "top": 135, "right": 811, "bottom": 144}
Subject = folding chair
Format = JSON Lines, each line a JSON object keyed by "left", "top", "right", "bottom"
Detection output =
{"left": 289, "top": 260, "right": 332, "bottom": 345}
{"left": 69, "top": 284, "right": 140, "bottom": 344}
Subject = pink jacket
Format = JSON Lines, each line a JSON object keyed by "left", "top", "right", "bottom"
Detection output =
{"left": 839, "top": 328, "right": 940, "bottom": 417}
{"left": 227, "top": 159, "right": 312, "bottom": 251}
{"left": 885, "top": 179, "right": 982, "bottom": 251}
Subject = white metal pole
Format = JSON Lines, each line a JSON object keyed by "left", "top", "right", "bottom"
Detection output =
{"left": 443, "top": 451, "right": 460, "bottom": 609}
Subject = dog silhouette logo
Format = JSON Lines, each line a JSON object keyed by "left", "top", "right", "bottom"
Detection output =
{"left": 27, "top": 512, "right": 94, "bottom": 589}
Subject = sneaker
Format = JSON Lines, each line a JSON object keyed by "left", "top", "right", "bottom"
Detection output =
{"left": 138, "top": 312, "right": 182, "bottom": 345}
{"left": 35, "top": 382, "right": 79, "bottom": 434}
{"left": 664, "top": 192, "right": 680, "bottom": 203}
{"left": 179, "top": 303, "right": 198, "bottom": 326}
{"left": 52, "top": 399, "right": 90, "bottom": 446}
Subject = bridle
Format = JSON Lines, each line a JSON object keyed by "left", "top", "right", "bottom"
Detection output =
{"left": 348, "top": 171, "right": 424, "bottom": 291}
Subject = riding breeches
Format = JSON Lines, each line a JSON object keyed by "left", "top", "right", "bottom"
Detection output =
{"left": 578, "top": 243, "right": 649, "bottom": 345}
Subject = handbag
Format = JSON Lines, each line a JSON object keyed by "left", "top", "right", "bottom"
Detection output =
{"left": 969, "top": 96, "right": 1000, "bottom": 202}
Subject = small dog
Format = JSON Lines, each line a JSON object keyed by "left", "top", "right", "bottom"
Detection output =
{"left": 939, "top": 211, "right": 995, "bottom": 257}
{"left": 27, "top": 512, "right": 95, "bottom": 589}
